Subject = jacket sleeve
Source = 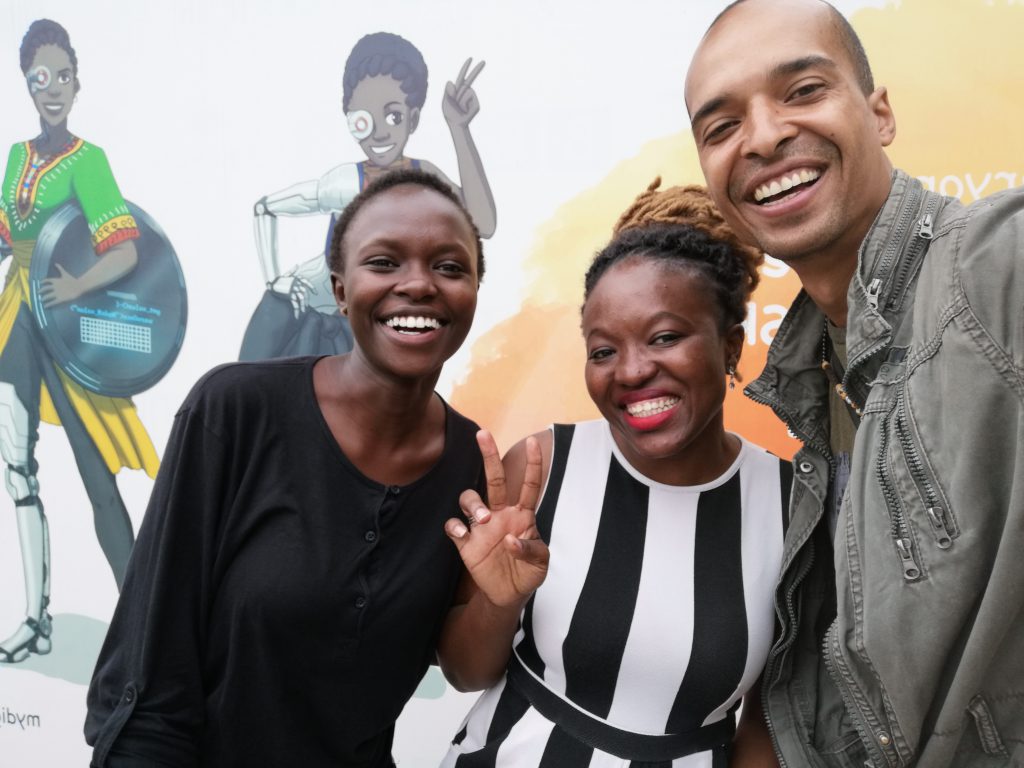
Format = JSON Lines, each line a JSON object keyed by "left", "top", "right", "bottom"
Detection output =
{"left": 85, "top": 404, "right": 229, "bottom": 767}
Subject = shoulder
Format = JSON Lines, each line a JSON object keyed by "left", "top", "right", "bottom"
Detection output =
{"left": 179, "top": 357, "right": 317, "bottom": 428}
{"left": 946, "top": 186, "right": 1024, "bottom": 357}
{"left": 318, "top": 162, "right": 360, "bottom": 188}
{"left": 735, "top": 437, "right": 793, "bottom": 486}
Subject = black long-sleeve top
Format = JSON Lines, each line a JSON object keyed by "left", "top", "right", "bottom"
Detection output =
{"left": 85, "top": 357, "right": 483, "bottom": 767}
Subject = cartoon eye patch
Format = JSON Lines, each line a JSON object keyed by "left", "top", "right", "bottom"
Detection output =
{"left": 347, "top": 110, "right": 374, "bottom": 140}
{"left": 27, "top": 65, "right": 51, "bottom": 94}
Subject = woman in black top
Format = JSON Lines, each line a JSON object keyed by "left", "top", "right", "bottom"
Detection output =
{"left": 85, "top": 169, "right": 487, "bottom": 767}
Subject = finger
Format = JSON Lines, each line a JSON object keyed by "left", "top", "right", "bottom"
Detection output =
{"left": 476, "top": 430, "right": 506, "bottom": 510}
{"left": 462, "top": 59, "right": 485, "bottom": 90}
{"left": 455, "top": 60, "right": 485, "bottom": 103}
{"left": 517, "top": 435, "right": 543, "bottom": 512}
{"left": 454, "top": 57, "right": 471, "bottom": 89}
{"left": 459, "top": 488, "right": 491, "bottom": 525}
{"left": 505, "top": 535, "right": 549, "bottom": 569}
{"left": 445, "top": 517, "right": 470, "bottom": 544}
{"left": 54, "top": 264, "right": 69, "bottom": 277}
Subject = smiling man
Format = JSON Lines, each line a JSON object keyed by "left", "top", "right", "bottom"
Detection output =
{"left": 685, "top": 0, "right": 1024, "bottom": 766}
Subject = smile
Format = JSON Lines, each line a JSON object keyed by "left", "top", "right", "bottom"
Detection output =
{"left": 384, "top": 315, "right": 444, "bottom": 334}
{"left": 625, "top": 396, "right": 680, "bottom": 417}
{"left": 753, "top": 168, "right": 820, "bottom": 204}
{"left": 43, "top": 103, "right": 64, "bottom": 114}
{"left": 370, "top": 144, "right": 396, "bottom": 155}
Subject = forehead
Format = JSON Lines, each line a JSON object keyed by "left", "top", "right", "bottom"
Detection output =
{"left": 685, "top": 0, "right": 843, "bottom": 110}
{"left": 344, "top": 185, "right": 474, "bottom": 251}
{"left": 584, "top": 256, "right": 718, "bottom": 325}
{"left": 348, "top": 74, "right": 407, "bottom": 108}
{"left": 31, "top": 43, "right": 72, "bottom": 70}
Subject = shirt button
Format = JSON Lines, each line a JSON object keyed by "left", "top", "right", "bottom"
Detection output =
{"left": 123, "top": 687, "right": 135, "bottom": 703}
{"left": 355, "top": 596, "right": 367, "bottom": 609}
{"left": 364, "top": 530, "right": 377, "bottom": 543}
{"left": 878, "top": 733, "right": 891, "bottom": 747}
{"left": 389, "top": 485, "right": 401, "bottom": 495}
{"left": 798, "top": 461, "right": 814, "bottom": 473}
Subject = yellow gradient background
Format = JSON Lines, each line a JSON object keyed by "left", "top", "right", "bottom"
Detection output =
{"left": 452, "top": 0, "right": 1024, "bottom": 458}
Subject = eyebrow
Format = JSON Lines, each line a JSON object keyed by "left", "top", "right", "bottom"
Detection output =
{"left": 689, "top": 55, "right": 839, "bottom": 129}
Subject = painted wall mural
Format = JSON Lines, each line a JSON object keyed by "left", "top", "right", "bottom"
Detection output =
{"left": 0, "top": 1, "right": 1021, "bottom": 765}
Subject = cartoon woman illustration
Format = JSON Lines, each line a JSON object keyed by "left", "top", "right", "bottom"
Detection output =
{"left": 0, "top": 19, "right": 158, "bottom": 662}
{"left": 240, "top": 31, "right": 496, "bottom": 360}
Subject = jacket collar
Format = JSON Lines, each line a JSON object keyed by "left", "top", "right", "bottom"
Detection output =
{"left": 745, "top": 170, "right": 941, "bottom": 452}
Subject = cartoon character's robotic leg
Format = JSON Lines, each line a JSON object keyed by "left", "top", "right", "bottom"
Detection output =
{"left": 0, "top": 382, "right": 52, "bottom": 663}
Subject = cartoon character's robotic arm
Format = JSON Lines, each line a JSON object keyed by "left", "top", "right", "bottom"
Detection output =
{"left": 252, "top": 165, "right": 361, "bottom": 317}
{"left": 253, "top": 179, "right": 321, "bottom": 287}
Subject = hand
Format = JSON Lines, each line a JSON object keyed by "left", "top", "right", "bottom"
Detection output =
{"left": 445, "top": 431, "right": 548, "bottom": 608}
{"left": 442, "top": 58, "right": 485, "bottom": 128}
{"left": 269, "top": 273, "right": 313, "bottom": 318}
{"left": 39, "top": 264, "right": 84, "bottom": 308}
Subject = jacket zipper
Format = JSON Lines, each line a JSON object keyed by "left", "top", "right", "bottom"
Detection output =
{"left": 875, "top": 398, "right": 923, "bottom": 580}
{"left": 822, "top": 621, "right": 895, "bottom": 768}
{"left": 894, "top": 385, "right": 953, "bottom": 549}
{"left": 870, "top": 182, "right": 923, "bottom": 292}
{"left": 761, "top": 539, "right": 815, "bottom": 768}
{"left": 885, "top": 200, "right": 939, "bottom": 312}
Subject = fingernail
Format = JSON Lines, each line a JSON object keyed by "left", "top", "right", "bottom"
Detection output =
{"left": 451, "top": 523, "right": 468, "bottom": 538}
{"left": 476, "top": 508, "right": 491, "bottom": 523}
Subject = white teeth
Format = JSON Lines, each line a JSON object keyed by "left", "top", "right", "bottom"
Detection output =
{"left": 385, "top": 316, "right": 441, "bottom": 331}
{"left": 370, "top": 144, "right": 396, "bottom": 155}
{"left": 754, "top": 169, "right": 821, "bottom": 203}
{"left": 625, "top": 396, "right": 680, "bottom": 417}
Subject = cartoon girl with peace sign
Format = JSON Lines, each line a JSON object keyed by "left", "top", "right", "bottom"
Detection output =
{"left": 241, "top": 31, "right": 496, "bottom": 361}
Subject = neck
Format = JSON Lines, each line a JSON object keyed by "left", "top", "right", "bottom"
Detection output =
{"left": 790, "top": 251, "right": 858, "bottom": 327}
{"left": 36, "top": 120, "right": 71, "bottom": 154}
{"left": 324, "top": 352, "right": 441, "bottom": 443}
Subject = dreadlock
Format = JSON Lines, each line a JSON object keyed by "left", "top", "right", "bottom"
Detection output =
{"left": 583, "top": 177, "right": 763, "bottom": 332}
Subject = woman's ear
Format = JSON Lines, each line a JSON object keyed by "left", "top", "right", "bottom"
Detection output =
{"left": 331, "top": 271, "right": 348, "bottom": 315}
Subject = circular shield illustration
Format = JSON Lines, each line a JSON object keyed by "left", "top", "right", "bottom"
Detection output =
{"left": 29, "top": 202, "right": 187, "bottom": 397}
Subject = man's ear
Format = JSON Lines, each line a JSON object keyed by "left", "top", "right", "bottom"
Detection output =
{"left": 869, "top": 86, "right": 896, "bottom": 147}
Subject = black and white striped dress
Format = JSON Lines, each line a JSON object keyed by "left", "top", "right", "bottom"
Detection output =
{"left": 442, "top": 420, "right": 791, "bottom": 768}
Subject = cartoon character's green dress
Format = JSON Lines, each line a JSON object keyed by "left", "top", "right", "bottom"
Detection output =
{"left": 0, "top": 137, "right": 158, "bottom": 622}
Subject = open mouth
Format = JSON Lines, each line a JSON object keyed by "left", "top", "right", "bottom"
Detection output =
{"left": 624, "top": 396, "right": 680, "bottom": 417}
{"left": 383, "top": 315, "right": 446, "bottom": 335}
{"left": 753, "top": 168, "right": 821, "bottom": 205}
{"left": 43, "top": 103, "right": 64, "bottom": 115}
{"left": 370, "top": 144, "right": 396, "bottom": 155}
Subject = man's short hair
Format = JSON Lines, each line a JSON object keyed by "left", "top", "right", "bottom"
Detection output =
{"left": 709, "top": 0, "right": 875, "bottom": 94}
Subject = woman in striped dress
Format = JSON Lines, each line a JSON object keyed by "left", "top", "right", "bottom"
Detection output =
{"left": 438, "top": 181, "right": 789, "bottom": 767}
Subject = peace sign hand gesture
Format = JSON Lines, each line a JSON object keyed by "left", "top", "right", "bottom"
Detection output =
{"left": 445, "top": 431, "right": 548, "bottom": 608}
{"left": 442, "top": 58, "right": 485, "bottom": 128}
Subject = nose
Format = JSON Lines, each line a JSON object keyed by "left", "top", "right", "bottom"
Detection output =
{"left": 395, "top": 263, "right": 437, "bottom": 301}
{"left": 740, "top": 97, "right": 797, "bottom": 159}
{"left": 614, "top": 345, "right": 657, "bottom": 387}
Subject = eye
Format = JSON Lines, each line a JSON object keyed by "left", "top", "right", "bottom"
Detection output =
{"left": 364, "top": 256, "right": 397, "bottom": 270}
{"left": 652, "top": 332, "right": 681, "bottom": 346}
{"left": 436, "top": 260, "right": 467, "bottom": 275}
{"left": 57, "top": 71, "right": 73, "bottom": 85}
{"left": 703, "top": 119, "right": 738, "bottom": 144}
{"left": 588, "top": 347, "right": 614, "bottom": 362}
{"left": 384, "top": 111, "right": 403, "bottom": 127}
{"left": 786, "top": 82, "right": 825, "bottom": 101}
{"left": 347, "top": 109, "right": 374, "bottom": 140}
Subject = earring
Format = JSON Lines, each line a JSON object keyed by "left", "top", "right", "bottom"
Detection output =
{"left": 727, "top": 364, "right": 736, "bottom": 390}
{"left": 341, "top": 306, "right": 348, "bottom": 316}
